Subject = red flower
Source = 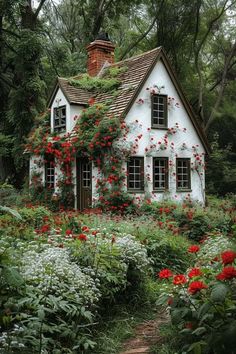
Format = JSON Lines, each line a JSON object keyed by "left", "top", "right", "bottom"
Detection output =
{"left": 188, "top": 245, "right": 200, "bottom": 253}
{"left": 188, "top": 281, "right": 207, "bottom": 294}
{"left": 188, "top": 268, "right": 202, "bottom": 278}
{"left": 41, "top": 224, "right": 50, "bottom": 233}
{"left": 65, "top": 229, "right": 72, "bottom": 235}
{"left": 81, "top": 226, "right": 89, "bottom": 232}
{"left": 78, "top": 234, "right": 87, "bottom": 241}
{"left": 88, "top": 97, "right": 95, "bottom": 106}
{"left": 216, "top": 266, "right": 236, "bottom": 281}
{"left": 221, "top": 250, "right": 236, "bottom": 265}
{"left": 92, "top": 230, "right": 98, "bottom": 236}
{"left": 158, "top": 269, "right": 173, "bottom": 279}
{"left": 173, "top": 274, "right": 187, "bottom": 285}
{"left": 185, "top": 322, "right": 193, "bottom": 329}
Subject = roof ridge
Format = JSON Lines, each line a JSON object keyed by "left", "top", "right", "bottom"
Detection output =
{"left": 110, "top": 46, "right": 162, "bottom": 66}
{"left": 58, "top": 47, "right": 162, "bottom": 82}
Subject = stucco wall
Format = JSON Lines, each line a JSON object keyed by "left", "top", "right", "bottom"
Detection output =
{"left": 30, "top": 88, "right": 84, "bottom": 193}
{"left": 122, "top": 59, "right": 206, "bottom": 204}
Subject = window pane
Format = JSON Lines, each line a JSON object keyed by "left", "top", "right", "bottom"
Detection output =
{"left": 127, "top": 157, "right": 144, "bottom": 190}
{"left": 176, "top": 159, "right": 190, "bottom": 190}
{"left": 152, "top": 95, "right": 167, "bottom": 128}
{"left": 153, "top": 158, "right": 168, "bottom": 190}
{"left": 54, "top": 106, "right": 66, "bottom": 132}
{"left": 45, "top": 158, "right": 55, "bottom": 189}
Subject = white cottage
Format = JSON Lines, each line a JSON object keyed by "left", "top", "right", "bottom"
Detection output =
{"left": 29, "top": 34, "right": 210, "bottom": 210}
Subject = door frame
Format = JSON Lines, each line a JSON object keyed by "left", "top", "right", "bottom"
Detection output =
{"left": 76, "top": 157, "right": 92, "bottom": 211}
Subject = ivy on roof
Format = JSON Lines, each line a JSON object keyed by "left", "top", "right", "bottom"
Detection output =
{"left": 68, "top": 66, "right": 128, "bottom": 93}
{"left": 68, "top": 74, "right": 120, "bottom": 93}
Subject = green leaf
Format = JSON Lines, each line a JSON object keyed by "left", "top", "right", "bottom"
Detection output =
{"left": 198, "top": 302, "right": 211, "bottom": 319}
{"left": 192, "top": 327, "right": 207, "bottom": 336}
{"left": 171, "top": 307, "right": 189, "bottom": 324}
{"left": 211, "top": 283, "right": 228, "bottom": 303}
{"left": 37, "top": 307, "right": 45, "bottom": 321}
{"left": 0, "top": 205, "right": 22, "bottom": 220}
{"left": 187, "top": 341, "right": 207, "bottom": 354}
{"left": 156, "top": 293, "right": 169, "bottom": 306}
{"left": 2, "top": 267, "right": 24, "bottom": 287}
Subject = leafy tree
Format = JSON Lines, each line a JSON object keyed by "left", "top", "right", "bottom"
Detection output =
{"left": 0, "top": 0, "right": 47, "bottom": 186}
{"left": 206, "top": 134, "right": 236, "bottom": 195}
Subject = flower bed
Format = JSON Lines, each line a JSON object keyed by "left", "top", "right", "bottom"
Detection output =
{"left": 157, "top": 232, "right": 236, "bottom": 354}
{"left": 0, "top": 218, "right": 150, "bottom": 353}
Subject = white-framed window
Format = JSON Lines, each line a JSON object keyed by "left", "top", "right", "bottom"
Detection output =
{"left": 127, "top": 157, "right": 144, "bottom": 191}
{"left": 151, "top": 94, "right": 168, "bottom": 128}
{"left": 176, "top": 158, "right": 191, "bottom": 190}
{"left": 153, "top": 157, "right": 168, "bottom": 191}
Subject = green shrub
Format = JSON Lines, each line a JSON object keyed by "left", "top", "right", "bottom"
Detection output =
{"left": 18, "top": 206, "right": 52, "bottom": 228}
{"left": 0, "top": 184, "right": 28, "bottom": 207}
{"left": 146, "top": 231, "right": 193, "bottom": 274}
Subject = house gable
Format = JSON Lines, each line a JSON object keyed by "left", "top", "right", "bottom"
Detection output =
{"left": 50, "top": 86, "right": 86, "bottom": 133}
{"left": 123, "top": 58, "right": 206, "bottom": 203}
{"left": 121, "top": 50, "right": 210, "bottom": 155}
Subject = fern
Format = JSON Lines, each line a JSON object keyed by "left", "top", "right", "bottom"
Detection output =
{"left": 0, "top": 205, "right": 22, "bottom": 220}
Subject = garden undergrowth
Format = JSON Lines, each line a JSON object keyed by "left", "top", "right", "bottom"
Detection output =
{"left": 89, "top": 280, "right": 159, "bottom": 354}
{"left": 0, "top": 193, "right": 236, "bottom": 353}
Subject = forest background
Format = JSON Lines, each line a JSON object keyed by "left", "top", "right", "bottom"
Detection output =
{"left": 0, "top": 0, "right": 236, "bottom": 196}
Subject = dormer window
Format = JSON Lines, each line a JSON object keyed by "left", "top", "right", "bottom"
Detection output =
{"left": 151, "top": 94, "right": 167, "bottom": 128}
{"left": 54, "top": 106, "right": 66, "bottom": 132}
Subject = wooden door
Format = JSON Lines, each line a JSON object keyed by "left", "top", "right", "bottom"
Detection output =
{"left": 77, "top": 158, "right": 92, "bottom": 210}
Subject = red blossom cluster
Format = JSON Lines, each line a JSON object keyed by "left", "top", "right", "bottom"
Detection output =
{"left": 221, "top": 250, "right": 236, "bottom": 265}
{"left": 188, "top": 245, "right": 200, "bottom": 253}
{"left": 188, "top": 268, "right": 202, "bottom": 278}
{"left": 188, "top": 281, "right": 207, "bottom": 294}
{"left": 158, "top": 267, "right": 207, "bottom": 295}
{"left": 216, "top": 266, "right": 236, "bottom": 280}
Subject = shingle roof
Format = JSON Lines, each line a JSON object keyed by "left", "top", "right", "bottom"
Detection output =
{"left": 48, "top": 77, "right": 93, "bottom": 107}
{"left": 59, "top": 77, "right": 94, "bottom": 105}
{"left": 95, "top": 47, "right": 162, "bottom": 117}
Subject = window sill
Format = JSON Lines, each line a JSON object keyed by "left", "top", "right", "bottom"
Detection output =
{"left": 176, "top": 189, "right": 192, "bottom": 193}
{"left": 153, "top": 189, "right": 169, "bottom": 193}
{"left": 127, "top": 190, "right": 145, "bottom": 194}
{"left": 53, "top": 128, "right": 66, "bottom": 133}
{"left": 151, "top": 126, "right": 168, "bottom": 130}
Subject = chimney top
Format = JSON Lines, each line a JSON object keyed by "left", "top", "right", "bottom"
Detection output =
{"left": 86, "top": 34, "right": 115, "bottom": 77}
{"left": 95, "top": 32, "right": 111, "bottom": 42}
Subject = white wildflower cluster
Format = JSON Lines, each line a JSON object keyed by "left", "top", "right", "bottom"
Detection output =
{"left": 20, "top": 246, "right": 101, "bottom": 305}
{"left": 197, "top": 234, "right": 232, "bottom": 262}
{"left": 84, "top": 231, "right": 150, "bottom": 272}
{"left": 115, "top": 234, "right": 150, "bottom": 271}
{"left": 0, "top": 324, "right": 25, "bottom": 352}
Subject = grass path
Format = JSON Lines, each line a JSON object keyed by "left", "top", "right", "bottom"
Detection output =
{"left": 119, "top": 309, "right": 169, "bottom": 354}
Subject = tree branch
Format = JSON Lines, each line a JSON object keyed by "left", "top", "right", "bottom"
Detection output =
{"left": 205, "top": 40, "right": 236, "bottom": 132}
{"left": 119, "top": 16, "right": 157, "bottom": 60}
{"left": 2, "top": 28, "right": 20, "bottom": 39}
{"left": 34, "top": 0, "right": 47, "bottom": 18}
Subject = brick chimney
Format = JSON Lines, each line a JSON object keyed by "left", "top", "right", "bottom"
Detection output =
{"left": 86, "top": 33, "right": 115, "bottom": 77}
